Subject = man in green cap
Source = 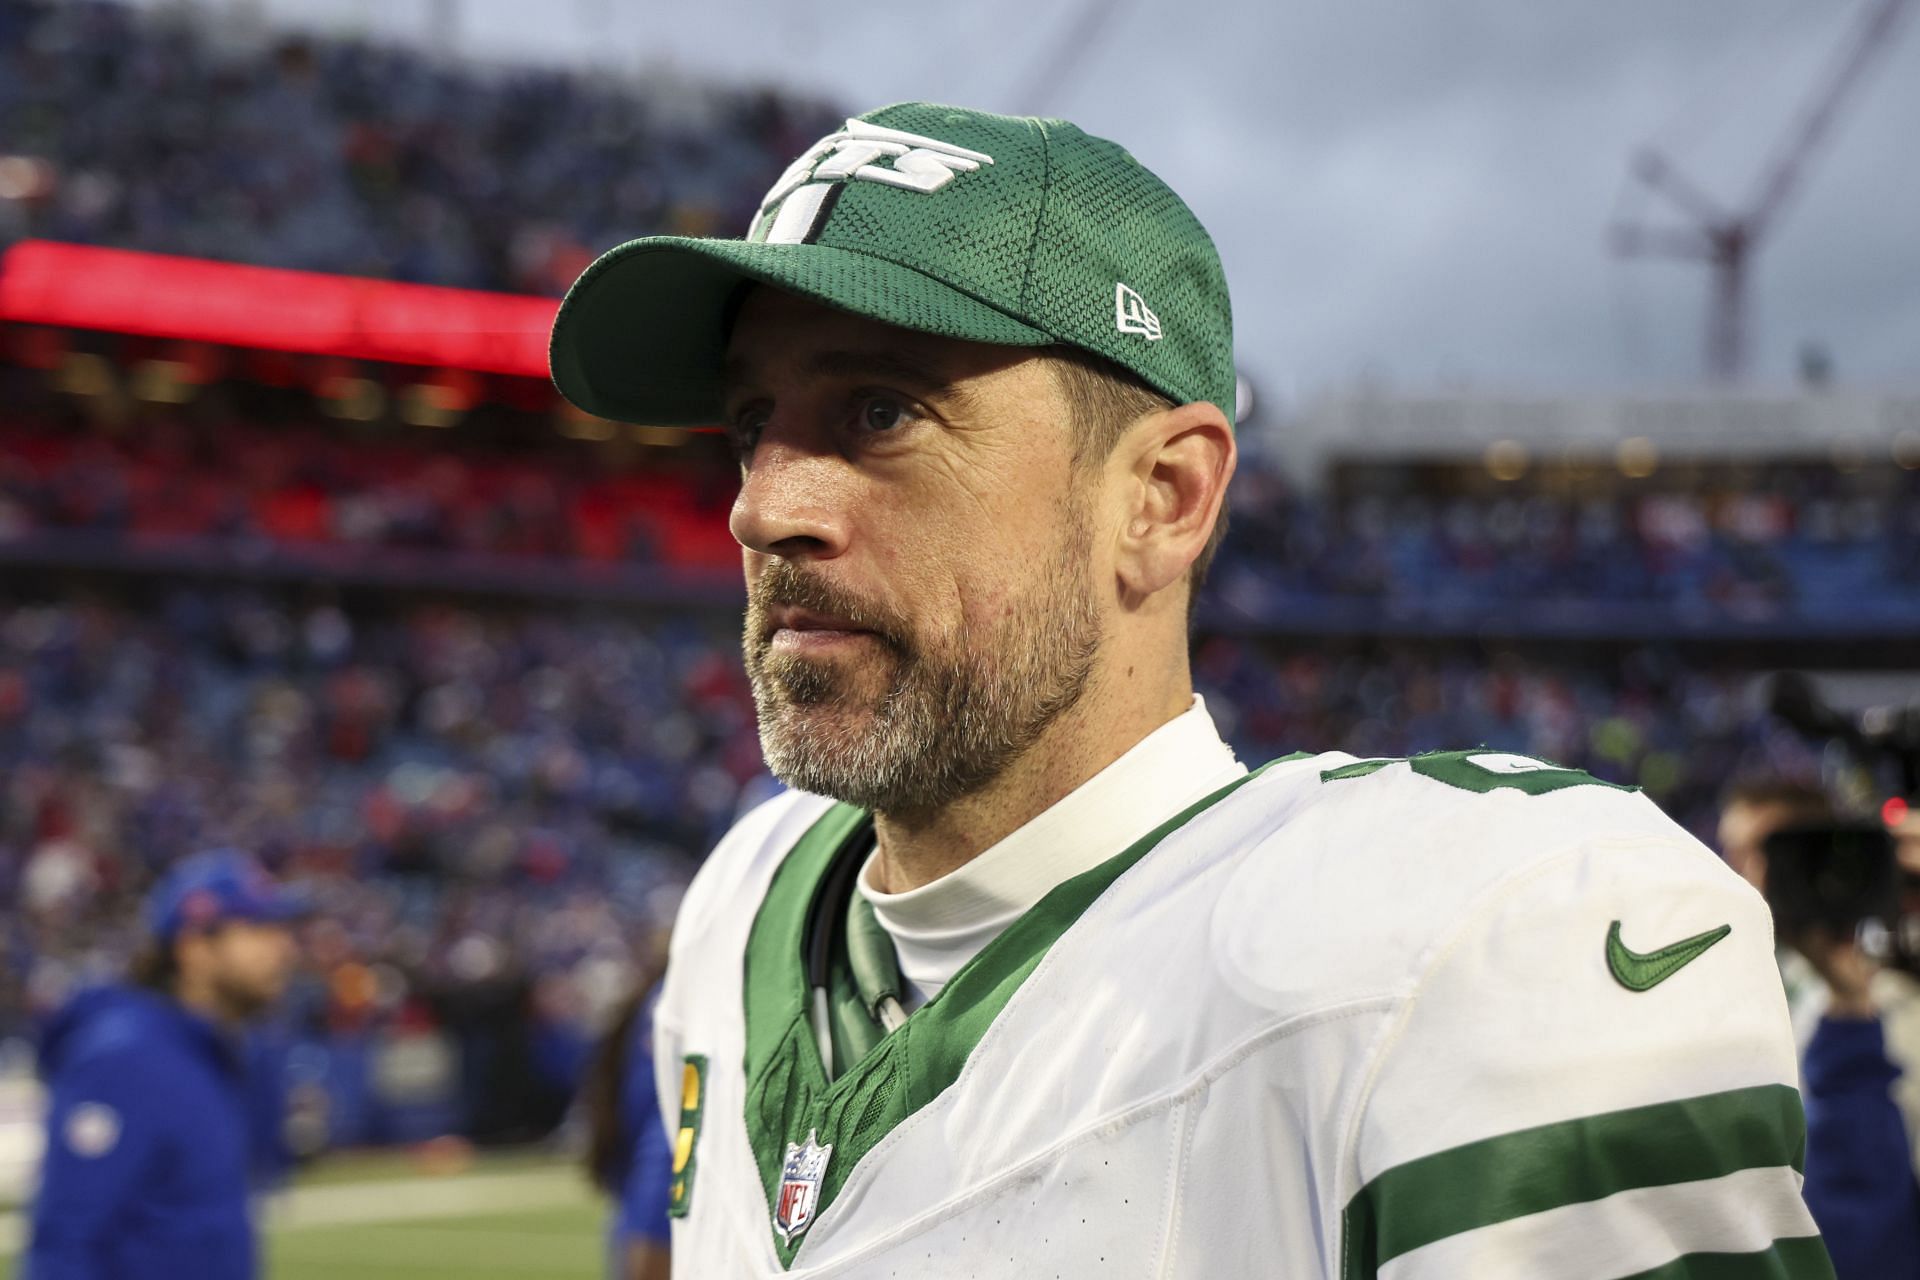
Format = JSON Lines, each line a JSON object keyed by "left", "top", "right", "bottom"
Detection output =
{"left": 551, "top": 103, "right": 1830, "bottom": 1277}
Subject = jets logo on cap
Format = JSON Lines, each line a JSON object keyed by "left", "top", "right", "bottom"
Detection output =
{"left": 750, "top": 119, "right": 994, "bottom": 246}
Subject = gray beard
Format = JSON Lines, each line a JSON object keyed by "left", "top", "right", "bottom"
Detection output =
{"left": 744, "top": 516, "right": 1101, "bottom": 816}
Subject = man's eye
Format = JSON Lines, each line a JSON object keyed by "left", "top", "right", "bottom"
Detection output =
{"left": 855, "top": 395, "right": 917, "bottom": 435}
{"left": 729, "top": 408, "right": 769, "bottom": 457}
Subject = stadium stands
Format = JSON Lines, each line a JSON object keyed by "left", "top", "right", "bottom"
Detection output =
{"left": 0, "top": 589, "right": 1825, "bottom": 1046}
{"left": 0, "top": 0, "right": 837, "bottom": 292}
{"left": 0, "top": 590, "right": 756, "bottom": 1141}
{"left": 0, "top": 0, "right": 1909, "bottom": 1164}
{"left": 0, "top": 415, "right": 741, "bottom": 572}
{"left": 3, "top": 409, "right": 1917, "bottom": 634}
{"left": 1214, "top": 459, "right": 1920, "bottom": 637}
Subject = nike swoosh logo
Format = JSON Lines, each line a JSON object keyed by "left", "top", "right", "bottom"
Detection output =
{"left": 1606, "top": 919, "right": 1731, "bottom": 992}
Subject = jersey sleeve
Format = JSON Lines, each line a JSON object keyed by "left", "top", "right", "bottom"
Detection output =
{"left": 27, "top": 1050, "right": 170, "bottom": 1280}
{"left": 1338, "top": 835, "right": 1833, "bottom": 1280}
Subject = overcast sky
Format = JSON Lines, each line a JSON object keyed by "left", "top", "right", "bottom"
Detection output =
{"left": 198, "top": 0, "right": 1920, "bottom": 403}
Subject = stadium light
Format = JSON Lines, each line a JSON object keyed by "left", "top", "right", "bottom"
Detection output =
{"left": 0, "top": 155, "right": 54, "bottom": 202}
{"left": 630, "top": 424, "right": 686, "bottom": 448}
{"left": 1895, "top": 430, "right": 1920, "bottom": 470}
{"left": 1484, "top": 440, "right": 1529, "bottom": 482}
{"left": 1617, "top": 436, "right": 1659, "bottom": 479}
{"left": 130, "top": 360, "right": 197, "bottom": 405}
{"left": 52, "top": 352, "right": 117, "bottom": 398}
{"left": 399, "top": 383, "right": 469, "bottom": 429}
{"left": 321, "top": 377, "right": 387, "bottom": 422}
{"left": 557, "top": 408, "right": 617, "bottom": 442}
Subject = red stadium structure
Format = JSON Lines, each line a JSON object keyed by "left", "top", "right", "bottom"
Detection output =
{"left": 0, "top": 239, "right": 559, "bottom": 382}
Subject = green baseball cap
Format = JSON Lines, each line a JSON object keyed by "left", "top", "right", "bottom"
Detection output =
{"left": 548, "top": 101, "right": 1234, "bottom": 426}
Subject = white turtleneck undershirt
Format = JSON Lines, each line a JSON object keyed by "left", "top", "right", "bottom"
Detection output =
{"left": 856, "top": 695, "right": 1246, "bottom": 1010}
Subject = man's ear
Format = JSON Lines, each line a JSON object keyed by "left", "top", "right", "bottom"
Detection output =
{"left": 1111, "top": 401, "right": 1235, "bottom": 607}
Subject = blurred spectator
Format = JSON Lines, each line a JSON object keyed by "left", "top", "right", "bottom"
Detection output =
{"left": 0, "top": 586, "right": 752, "bottom": 1146}
{"left": 1715, "top": 781, "right": 1920, "bottom": 1280}
{"left": 1718, "top": 779, "right": 1838, "bottom": 1034}
{"left": 25, "top": 850, "right": 304, "bottom": 1280}
{"left": 581, "top": 987, "right": 673, "bottom": 1280}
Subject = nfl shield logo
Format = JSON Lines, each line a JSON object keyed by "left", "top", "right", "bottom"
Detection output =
{"left": 774, "top": 1130, "right": 833, "bottom": 1245}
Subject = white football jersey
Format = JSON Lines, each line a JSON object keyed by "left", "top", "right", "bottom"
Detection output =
{"left": 653, "top": 750, "right": 1830, "bottom": 1278}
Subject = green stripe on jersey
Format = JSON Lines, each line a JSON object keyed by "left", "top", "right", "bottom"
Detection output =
{"left": 1609, "top": 1236, "right": 1835, "bottom": 1280}
{"left": 1341, "top": 1084, "right": 1808, "bottom": 1278}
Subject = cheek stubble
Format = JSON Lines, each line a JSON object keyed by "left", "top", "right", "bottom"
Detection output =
{"left": 743, "top": 499, "right": 1101, "bottom": 815}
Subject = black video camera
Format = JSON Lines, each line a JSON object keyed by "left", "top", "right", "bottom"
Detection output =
{"left": 1763, "top": 822, "right": 1920, "bottom": 970}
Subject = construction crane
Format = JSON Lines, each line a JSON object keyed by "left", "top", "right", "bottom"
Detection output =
{"left": 1611, "top": 0, "right": 1913, "bottom": 382}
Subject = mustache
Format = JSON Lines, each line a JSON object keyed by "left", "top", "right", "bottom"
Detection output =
{"left": 747, "top": 562, "right": 909, "bottom": 653}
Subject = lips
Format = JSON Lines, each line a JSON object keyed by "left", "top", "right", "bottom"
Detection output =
{"left": 769, "top": 604, "right": 869, "bottom": 636}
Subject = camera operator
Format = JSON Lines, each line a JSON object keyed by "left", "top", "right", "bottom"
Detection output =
{"left": 1719, "top": 779, "right": 1920, "bottom": 1279}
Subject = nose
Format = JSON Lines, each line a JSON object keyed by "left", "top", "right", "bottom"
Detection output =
{"left": 729, "top": 431, "right": 853, "bottom": 560}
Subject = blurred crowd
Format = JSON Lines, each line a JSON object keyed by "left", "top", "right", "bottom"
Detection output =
{"left": 0, "top": 589, "right": 767, "bottom": 1136}
{"left": 5, "top": 414, "right": 1920, "bottom": 626}
{"left": 0, "top": 0, "right": 837, "bottom": 293}
{"left": 0, "top": 416, "right": 740, "bottom": 571}
{"left": 1217, "top": 464, "right": 1920, "bottom": 627}
{"left": 0, "top": 586, "right": 1825, "bottom": 1055}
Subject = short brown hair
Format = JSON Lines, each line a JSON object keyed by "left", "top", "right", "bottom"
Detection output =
{"left": 129, "top": 939, "right": 180, "bottom": 993}
{"left": 1045, "top": 347, "right": 1230, "bottom": 613}
{"left": 1721, "top": 777, "right": 1833, "bottom": 824}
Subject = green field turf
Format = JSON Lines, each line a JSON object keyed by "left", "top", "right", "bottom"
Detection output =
{"left": 2, "top": 1150, "right": 609, "bottom": 1280}
{"left": 269, "top": 1199, "right": 605, "bottom": 1279}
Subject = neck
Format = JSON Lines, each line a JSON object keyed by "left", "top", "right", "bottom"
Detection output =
{"left": 868, "top": 651, "right": 1193, "bottom": 892}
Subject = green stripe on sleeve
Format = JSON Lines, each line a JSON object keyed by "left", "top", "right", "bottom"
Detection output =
{"left": 1341, "top": 1083, "right": 1808, "bottom": 1277}
{"left": 1608, "top": 1236, "right": 1835, "bottom": 1280}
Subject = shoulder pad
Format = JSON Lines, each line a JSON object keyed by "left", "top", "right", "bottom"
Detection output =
{"left": 1209, "top": 749, "right": 1709, "bottom": 1012}
{"left": 669, "top": 789, "right": 836, "bottom": 959}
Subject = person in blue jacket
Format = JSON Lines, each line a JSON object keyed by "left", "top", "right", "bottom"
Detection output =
{"left": 580, "top": 986, "right": 673, "bottom": 1280}
{"left": 1720, "top": 782, "right": 1920, "bottom": 1280}
{"left": 25, "top": 848, "right": 306, "bottom": 1280}
{"left": 1795, "top": 926, "right": 1920, "bottom": 1280}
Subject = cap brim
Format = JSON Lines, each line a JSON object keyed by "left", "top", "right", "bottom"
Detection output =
{"left": 549, "top": 237, "right": 1054, "bottom": 426}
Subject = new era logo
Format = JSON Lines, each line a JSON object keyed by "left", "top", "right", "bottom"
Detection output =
{"left": 1115, "top": 283, "right": 1162, "bottom": 341}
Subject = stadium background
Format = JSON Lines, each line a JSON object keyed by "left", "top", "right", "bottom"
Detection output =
{"left": 0, "top": 0, "right": 1916, "bottom": 1274}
